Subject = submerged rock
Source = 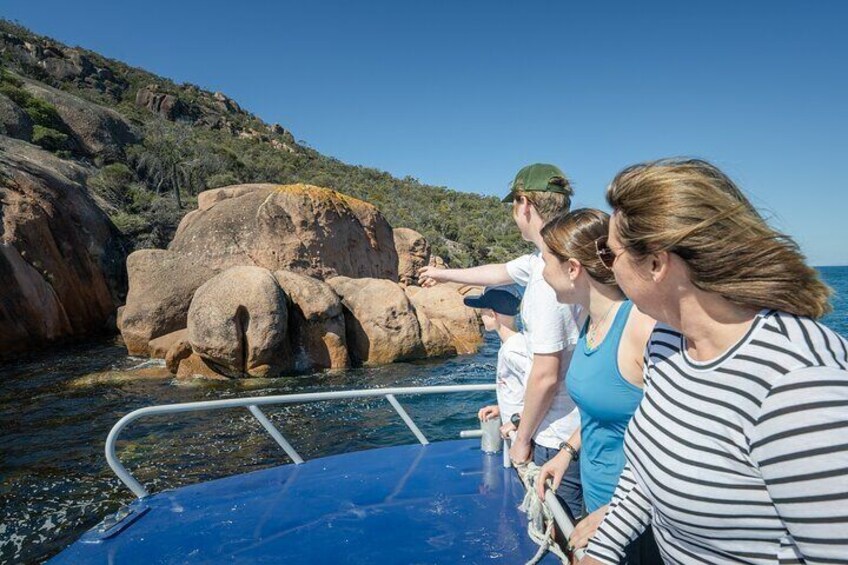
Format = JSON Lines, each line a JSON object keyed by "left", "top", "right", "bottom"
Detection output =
{"left": 67, "top": 364, "right": 171, "bottom": 388}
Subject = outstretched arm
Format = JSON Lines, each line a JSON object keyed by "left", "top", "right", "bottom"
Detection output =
{"left": 418, "top": 263, "right": 512, "bottom": 287}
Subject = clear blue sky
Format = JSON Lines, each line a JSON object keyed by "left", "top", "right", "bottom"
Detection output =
{"left": 4, "top": 1, "right": 847, "bottom": 265}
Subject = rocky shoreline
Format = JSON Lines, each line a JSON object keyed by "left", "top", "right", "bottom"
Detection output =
{"left": 118, "top": 183, "right": 482, "bottom": 379}
{"left": 0, "top": 24, "right": 486, "bottom": 372}
{"left": 1, "top": 144, "right": 483, "bottom": 375}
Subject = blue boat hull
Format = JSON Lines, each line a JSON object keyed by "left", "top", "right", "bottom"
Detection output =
{"left": 51, "top": 440, "right": 559, "bottom": 564}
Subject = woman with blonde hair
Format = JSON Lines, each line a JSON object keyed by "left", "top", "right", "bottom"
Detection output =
{"left": 582, "top": 159, "right": 848, "bottom": 565}
{"left": 536, "top": 209, "right": 661, "bottom": 563}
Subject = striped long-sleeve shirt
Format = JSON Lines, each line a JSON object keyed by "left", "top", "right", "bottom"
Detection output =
{"left": 586, "top": 310, "right": 848, "bottom": 564}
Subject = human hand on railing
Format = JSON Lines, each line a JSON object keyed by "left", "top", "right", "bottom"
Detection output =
{"left": 509, "top": 436, "right": 532, "bottom": 465}
{"left": 417, "top": 265, "right": 447, "bottom": 288}
{"left": 535, "top": 448, "right": 572, "bottom": 500}
{"left": 477, "top": 404, "right": 500, "bottom": 422}
{"left": 569, "top": 505, "right": 608, "bottom": 550}
{"left": 499, "top": 421, "right": 516, "bottom": 439}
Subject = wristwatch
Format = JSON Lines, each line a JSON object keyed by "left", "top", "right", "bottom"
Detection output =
{"left": 558, "top": 440, "right": 579, "bottom": 461}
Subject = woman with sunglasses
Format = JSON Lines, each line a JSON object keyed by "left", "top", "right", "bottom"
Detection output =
{"left": 535, "top": 208, "right": 662, "bottom": 563}
{"left": 582, "top": 159, "right": 847, "bottom": 565}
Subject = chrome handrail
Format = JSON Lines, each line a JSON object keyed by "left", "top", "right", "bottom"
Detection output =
{"left": 106, "top": 384, "right": 496, "bottom": 498}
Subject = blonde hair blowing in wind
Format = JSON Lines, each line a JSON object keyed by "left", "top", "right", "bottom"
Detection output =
{"left": 606, "top": 158, "right": 832, "bottom": 319}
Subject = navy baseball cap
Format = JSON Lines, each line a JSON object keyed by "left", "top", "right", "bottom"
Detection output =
{"left": 463, "top": 285, "right": 522, "bottom": 316}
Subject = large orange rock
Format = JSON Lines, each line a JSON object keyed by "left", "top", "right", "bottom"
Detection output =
{"left": 326, "top": 276, "right": 424, "bottom": 366}
{"left": 0, "top": 136, "right": 125, "bottom": 356}
{"left": 405, "top": 285, "right": 483, "bottom": 357}
{"left": 169, "top": 183, "right": 399, "bottom": 281}
{"left": 187, "top": 266, "right": 290, "bottom": 378}
{"left": 273, "top": 270, "right": 349, "bottom": 370}
{"left": 120, "top": 249, "right": 217, "bottom": 356}
{"left": 394, "top": 227, "right": 430, "bottom": 286}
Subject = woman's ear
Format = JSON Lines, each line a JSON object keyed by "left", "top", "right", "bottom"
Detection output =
{"left": 650, "top": 251, "right": 670, "bottom": 283}
{"left": 568, "top": 258, "right": 581, "bottom": 280}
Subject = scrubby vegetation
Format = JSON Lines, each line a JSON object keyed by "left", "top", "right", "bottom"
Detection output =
{"left": 0, "top": 20, "right": 530, "bottom": 265}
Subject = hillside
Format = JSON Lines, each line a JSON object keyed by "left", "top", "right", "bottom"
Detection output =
{"left": 0, "top": 19, "right": 529, "bottom": 266}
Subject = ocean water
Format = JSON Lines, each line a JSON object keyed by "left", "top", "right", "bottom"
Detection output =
{"left": 820, "top": 266, "right": 848, "bottom": 337}
{"left": 1, "top": 266, "right": 846, "bottom": 564}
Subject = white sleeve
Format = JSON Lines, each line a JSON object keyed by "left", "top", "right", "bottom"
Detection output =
{"left": 525, "top": 280, "right": 578, "bottom": 354}
{"left": 504, "top": 345, "right": 531, "bottom": 386}
{"left": 505, "top": 254, "right": 533, "bottom": 286}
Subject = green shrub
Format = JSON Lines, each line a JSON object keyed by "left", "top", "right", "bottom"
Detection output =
{"left": 90, "top": 163, "right": 136, "bottom": 207}
{"left": 205, "top": 171, "right": 240, "bottom": 188}
{"left": 109, "top": 211, "right": 149, "bottom": 235}
{"left": 0, "top": 68, "right": 24, "bottom": 88}
{"left": 22, "top": 96, "right": 63, "bottom": 130}
{"left": 127, "top": 183, "right": 156, "bottom": 211}
{"left": 0, "top": 81, "right": 65, "bottom": 130}
{"left": 31, "top": 125, "right": 68, "bottom": 151}
{"left": 0, "top": 82, "right": 29, "bottom": 106}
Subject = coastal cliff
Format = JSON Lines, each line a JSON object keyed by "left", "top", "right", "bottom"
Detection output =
{"left": 0, "top": 19, "right": 524, "bottom": 360}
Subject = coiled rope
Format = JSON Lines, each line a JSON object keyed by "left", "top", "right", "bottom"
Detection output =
{"left": 512, "top": 459, "right": 571, "bottom": 564}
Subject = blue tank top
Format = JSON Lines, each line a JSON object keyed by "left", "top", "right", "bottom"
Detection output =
{"left": 566, "top": 300, "right": 644, "bottom": 513}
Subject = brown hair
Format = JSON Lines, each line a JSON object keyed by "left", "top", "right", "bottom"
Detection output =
{"left": 541, "top": 208, "right": 619, "bottom": 287}
{"left": 514, "top": 176, "right": 573, "bottom": 222}
{"left": 606, "top": 158, "right": 832, "bottom": 318}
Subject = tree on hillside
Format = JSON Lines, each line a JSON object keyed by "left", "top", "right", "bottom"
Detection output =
{"left": 129, "top": 120, "right": 192, "bottom": 208}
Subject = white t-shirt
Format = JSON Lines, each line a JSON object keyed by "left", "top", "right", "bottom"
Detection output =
{"left": 497, "top": 332, "right": 531, "bottom": 424}
{"left": 506, "top": 251, "right": 581, "bottom": 448}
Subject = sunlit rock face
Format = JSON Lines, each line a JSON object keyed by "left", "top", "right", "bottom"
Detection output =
{"left": 0, "top": 136, "right": 125, "bottom": 356}
{"left": 187, "top": 266, "right": 290, "bottom": 378}
{"left": 169, "top": 183, "right": 399, "bottom": 281}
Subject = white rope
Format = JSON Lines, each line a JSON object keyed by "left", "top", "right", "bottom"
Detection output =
{"left": 512, "top": 460, "right": 570, "bottom": 564}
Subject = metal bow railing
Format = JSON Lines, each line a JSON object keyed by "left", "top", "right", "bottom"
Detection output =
{"left": 105, "top": 384, "right": 495, "bottom": 498}
{"left": 104, "top": 383, "right": 582, "bottom": 561}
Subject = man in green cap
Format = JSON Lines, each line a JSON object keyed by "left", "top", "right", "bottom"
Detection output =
{"left": 418, "top": 163, "right": 583, "bottom": 519}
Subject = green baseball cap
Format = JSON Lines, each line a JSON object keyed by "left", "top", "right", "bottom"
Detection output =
{"left": 502, "top": 163, "right": 571, "bottom": 202}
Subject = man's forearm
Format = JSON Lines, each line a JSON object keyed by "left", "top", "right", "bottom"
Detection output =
{"left": 432, "top": 264, "right": 512, "bottom": 286}
{"left": 516, "top": 361, "right": 561, "bottom": 444}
